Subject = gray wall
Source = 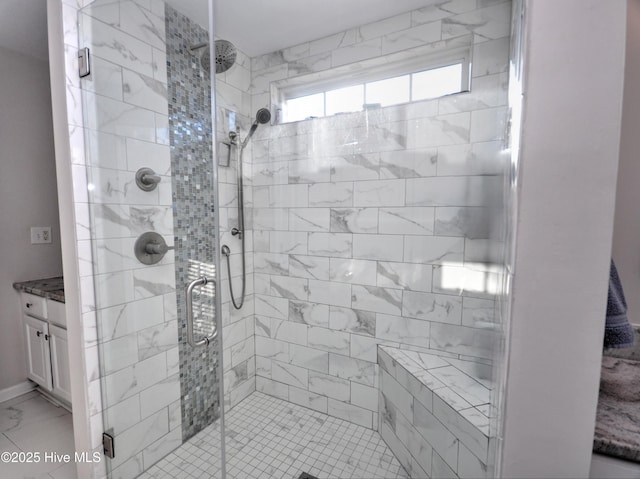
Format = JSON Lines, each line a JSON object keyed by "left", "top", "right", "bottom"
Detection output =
{"left": 612, "top": 0, "right": 640, "bottom": 326}
{"left": 0, "top": 45, "right": 62, "bottom": 392}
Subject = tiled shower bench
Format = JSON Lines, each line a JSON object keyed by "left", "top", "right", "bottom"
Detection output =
{"left": 378, "top": 346, "right": 494, "bottom": 479}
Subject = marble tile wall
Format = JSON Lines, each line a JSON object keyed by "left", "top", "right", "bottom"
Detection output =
{"left": 75, "top": 1, "right": 179, "bottom": 477}
{"left": 248, "top": 0, "right": 511, "bottom": 430}
{"left": 213, "top": 36, "right": 257, "bottom": 410}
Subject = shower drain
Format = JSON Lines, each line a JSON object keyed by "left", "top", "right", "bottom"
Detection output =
{"left": 298, "top": 473, "right": 319, "bottom": 479}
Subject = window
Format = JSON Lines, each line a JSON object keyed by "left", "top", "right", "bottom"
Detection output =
{"left": 273, "top": 40, "right": 472, "bottom": 124}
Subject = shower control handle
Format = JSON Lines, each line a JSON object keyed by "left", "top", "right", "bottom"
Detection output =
{"left": 135, "top": 168, "right": 161, "bottom": 191}
{"left": 186, "top": 276, "right": 218, "bottom": 348}
{"left": 145, "top": 241, "right": 173, "bottom": 255}
{"left": 134, "top": 232, "right": 173, "bottom": 265}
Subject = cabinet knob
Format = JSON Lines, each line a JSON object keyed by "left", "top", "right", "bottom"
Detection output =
{"left": 36, "top": 331, "right": 42, "bottom": 337}
{"left": 44, "top": 334, "right": 49, "bottom": 341}
{"left": 26, "top": 302, "right": 33, "bottom": 309}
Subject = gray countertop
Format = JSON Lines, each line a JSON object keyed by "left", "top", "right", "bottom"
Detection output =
{"left": 594, "top": 355, "right": 640, "bottom": 462}
{"left": 13, "top": 276, "right": 65, "bottom": 303}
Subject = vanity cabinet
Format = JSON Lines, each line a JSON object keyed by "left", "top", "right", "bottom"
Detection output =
{"left": 20, "top": 292, "right": 71, "bottom": 406}
{"left": 24, "top": 315, "right": 53, "bottom": 391}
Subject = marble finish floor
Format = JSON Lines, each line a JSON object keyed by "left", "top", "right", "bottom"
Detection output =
{"left": 0, "top": 391, "right": 77, "bottom": 479}
{"left": 140, "top": 392, "right": 407, "bottom": 479}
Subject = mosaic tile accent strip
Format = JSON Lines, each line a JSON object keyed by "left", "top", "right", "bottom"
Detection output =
{"left": 166, "top": 5, "right": 220, "bottom": 441}
{"left": 139, "top": 392, "right": 408, "bottom": 479}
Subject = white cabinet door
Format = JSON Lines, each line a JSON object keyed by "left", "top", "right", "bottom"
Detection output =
{"left": 24, "top": 315, "right": 52, "bottom": 391}
{"left": 49, "top": 324, "right": 72, "bottom": 404}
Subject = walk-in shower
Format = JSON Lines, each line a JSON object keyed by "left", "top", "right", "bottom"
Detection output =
{"left": 222, "top": 108, "right": 271, "bottom": 309}
{"left": 67, "top": 0, "right": 517, "bottom": 477}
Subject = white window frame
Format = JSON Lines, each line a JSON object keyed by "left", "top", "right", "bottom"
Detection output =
{"left": 270, "top": 35, "right": 473, "bottom": 124}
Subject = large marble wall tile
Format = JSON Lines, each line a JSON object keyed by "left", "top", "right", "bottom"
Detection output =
{"left": 352, "top": 234, "right": 403, "bottom": 262}
{"left": 120, "top": 1, "right": 166, "bottom": 51}
{"left": 289, "top": 300, "right": 329, "bottom": 327}
{"left": 442, "top": 3, "right": 511, "bottom": 42}
{"left": 377, "top": 261, "right": 433, "bottom": 292}
{"left": 288, "top": 386, "right": 328, "bottom": 413}
{"left": 330, "top": 154, "right": 380, "bottom": 182}
{"left": 289, "top": 254, "right": 329, "bottom": 281}
{"left": 97, "top": 296, "right": 164, "bottom": 342}
{"left": 308, "top": 279, "right": 352, "bottom": 307}
{"left": 379, "top": 148, "right": 437, "bottom": 179}
{"left": 379, "top": 207, "right": 435, "bottom": 235}
{"left": 308, "top": 232, "right": 353, "bottom": 257}
{"left": 329, "top": 354, "right": 376, "bottom": 387}
{"left": 328, "top": 398, "right": 373, "bottom": 429}
{"left": 403, "top": 291, "right": 463, "bottom": 324}
{"left": 309, "top": 371, "right": 350, "bottom": 402}
{"left": 359, "top": 13, "right": 411, "bottom": 41}
{"left": 329, "top": 258, "right": 377, "bottom": 286}
{"left": 102, "top": 353, "right": 167, "bottom": 406}
{"left": 470, "top": 107, "right": 507, "bottom": 143}
{"left": 411, "top": 0, "right": 477, "bottom": 26}
{"left": 289, "top": 208, "right": 330, "bottom": 231}
{"left": 331, "top": 38, "right": 382, "bottom": 68}
{"left": 269, "top": 184, "right": 309, "bottom": 207}
{"left": 309, "top": 182, "right": 354, "bottom": 207}
{"left": 472, "top": 37, "right": 510, "bottom": 77}
{"left": 353, "top": 179, "right": 405, "bottom": 207}
{"left": 122, "top": 69, "right": 168, "bottom": 115}
{"left": 81, "top": 13, "right": 154, "bottom": 77}
{"left": 350, "top": 381, "right": 378, "bottom": 411}
{"left": 408, "top": 112, "right": 470, "bottom": 149}
{"left": 414, "top": 400, "right": 460, "bottom": 472}
{"left": 84, "top": 92, "right": 157, "bottom": 142}
{"left": 382, "top": 21, "right": 442, "bottom": 55}
{"left": 272, "top": 360, "right": 309, "bottom": 389}
{"left": 352, "top": 285, "right": 403, "bottom": 316}
{"left": 406, "top": 231, "right": 466, "bottom": 264}
{"left": 430, "top": 323, "right": 497, "bottom": 360}
{"left": 82, "top": 56, "right": 124, "bottom": 101}
{"left": 289, "top": 344, "right": 329, "bottom": 374}
{"left": 137, "top": 321, "right": 178, "bottom": 360}
{"left": 308, "top": 326, "right": 350, "bottom": 355}
{"left": 330, "top": 208, "right": 378, "bottom": 234}
{"left": 406, "top": 176, "right": 502, "bottom": 207}
{"left": 329, "top": 306, "right": 376, "bottom": 337}
{"left": 376, "top": 314, "right": 429, "bottom": 347}
{"left": 139, "top": 374, "right": 181, "bottom": 418}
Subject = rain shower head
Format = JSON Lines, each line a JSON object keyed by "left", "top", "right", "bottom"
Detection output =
{"left": 188, "top": 39, "right": 237, "bottom": 74}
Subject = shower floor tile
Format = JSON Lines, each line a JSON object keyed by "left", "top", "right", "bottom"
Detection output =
{"left": 139, "top": 392, "right": 407, "bottom": 479}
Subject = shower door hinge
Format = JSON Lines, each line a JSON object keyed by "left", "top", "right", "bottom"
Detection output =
{"left": 103, "top": 432, "right": 115, "bottom": 459}
{"left": 78, "top": 47, "right": 91, "bottom": 78}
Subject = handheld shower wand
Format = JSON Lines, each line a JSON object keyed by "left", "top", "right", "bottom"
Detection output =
{"left": 223, "top": 108, "right": 271, "bottom": 310}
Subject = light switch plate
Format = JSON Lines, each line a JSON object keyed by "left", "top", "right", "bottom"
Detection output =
{"left": 31, "top": 227, "right": 52, "bottom": 244}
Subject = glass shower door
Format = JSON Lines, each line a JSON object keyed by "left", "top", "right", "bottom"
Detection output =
{"left": 77, "top": 0, "right": 224, "bottom": 477}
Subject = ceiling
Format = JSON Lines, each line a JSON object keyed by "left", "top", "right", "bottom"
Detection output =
{"left": 0, "top": 0, "right": 432, "bottom": 62}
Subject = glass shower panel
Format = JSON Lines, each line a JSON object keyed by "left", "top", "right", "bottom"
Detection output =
{"left": 217, "top": 1, "right": 513, "bottom": 478}
{"left": 77, "top": 0, "right": 223, "bottom": 477}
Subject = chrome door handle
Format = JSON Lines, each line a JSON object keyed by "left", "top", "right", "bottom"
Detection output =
{"left": 185, "top": 276, "right": 217, "bottom": 348}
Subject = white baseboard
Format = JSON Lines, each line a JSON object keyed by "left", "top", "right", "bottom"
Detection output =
{"left": 0, "top": 381, "right": 36, "bottom": 404}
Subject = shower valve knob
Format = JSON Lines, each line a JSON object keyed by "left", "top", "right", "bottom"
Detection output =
{"left": 134, "top": 232, "right": 174, "bottom": 265}
{"left": 135, "top": 168, "right": 161, "bottom": 191}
